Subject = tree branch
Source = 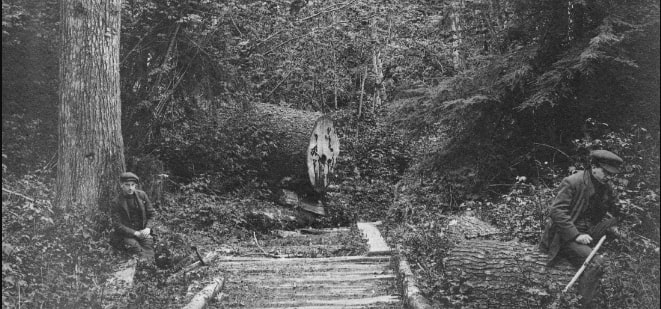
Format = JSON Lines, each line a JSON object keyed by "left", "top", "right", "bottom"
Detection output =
{"left": 299, "top": 0, "right": 356, "bottom": 22}
{"left": 152, "top": 23, "right": 182, "bottom": 96}
{"left": 265, "top": 70, "right": 293, "bottom": 100}
{"left": 533, "top": 142, "right": 571, "bottom": 159}
{"left": 2, "top": 187, "right": 35, "bottom": 202}
{"left": 253, "top": 232, "right": 280, "bottom": 258}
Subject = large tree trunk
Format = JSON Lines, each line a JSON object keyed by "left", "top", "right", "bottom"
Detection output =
{"left": 441, "top": 215, "right": 576, "bottom": 308}
{"left": 445, "top": 240, "right": 575, "bottom": 308}
{"left": 249, "top": 103, "right": 322, "bottom": 183}
{"left": 56, "top": 0, "right": 125, "bottom": 214}
{"left": 247, "top": 104, "right": 339, "bottom": 190}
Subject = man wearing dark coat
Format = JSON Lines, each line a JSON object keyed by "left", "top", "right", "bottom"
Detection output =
{"left": 539, "top": 150, "right": 623, "bottom": 308}
{"left": 111, "top": 172, "right": 156, "bottom": 261}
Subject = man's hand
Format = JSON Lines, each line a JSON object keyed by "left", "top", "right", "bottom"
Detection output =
{"left": 575, "top": 234, "right": 593, "bottom": 245}
{"left": 134, "top": 228, "right": 152, "bottom": 239}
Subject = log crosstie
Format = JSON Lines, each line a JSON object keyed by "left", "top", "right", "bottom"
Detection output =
{"left": 208, "top": 223, "right": 402, "bottom": 308}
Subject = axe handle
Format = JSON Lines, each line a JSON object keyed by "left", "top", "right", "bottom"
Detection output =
{"left": 562, "top": 235, "right": 607, "bottom": 293}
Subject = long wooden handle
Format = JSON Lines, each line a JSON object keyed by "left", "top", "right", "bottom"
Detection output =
{"left": 562, "top": 235, "right": 607, "bottom": 292}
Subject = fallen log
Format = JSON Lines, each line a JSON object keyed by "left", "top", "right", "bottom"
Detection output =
{"left": 182, "top": 277, "right": 225, "bottom": 309}
{"left": 245, "top": 104, "right": 339, "bottom": 200}
{"left": 440, "top": 216, "right": 576, "bottom": 308}
{"left": 250, "top": 103, "right": 320, "bottom": 175}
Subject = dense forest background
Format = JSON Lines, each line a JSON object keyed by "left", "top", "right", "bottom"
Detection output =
{"left": 2, "top": 0, "right": 659, "bottom": 308}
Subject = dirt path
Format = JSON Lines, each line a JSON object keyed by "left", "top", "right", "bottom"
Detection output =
{"left": 202, "top": 222, "right": 401, "bottom": 308}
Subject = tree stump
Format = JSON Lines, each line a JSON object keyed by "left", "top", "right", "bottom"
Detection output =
{"left": 441, "top": 216, "right": 576, "bottom": 308}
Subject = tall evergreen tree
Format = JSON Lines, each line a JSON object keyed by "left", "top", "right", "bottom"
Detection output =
{"left": 56, "top": 0, "right": 125, "bottom": 215}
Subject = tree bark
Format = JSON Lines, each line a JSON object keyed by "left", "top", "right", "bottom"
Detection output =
{"left": 450, "top": 0, "right": 466, "bottom": 71}
{"left": 442, "top": 216, "right": 576, "bottom": 308}
{"left": 57, "top": 0, "right": 125, "bottom": 214}
{"left": 246, "top": 103, "right": 332, "bottom": 185}
{"left": 444, "top": 240, "right": 575, "bottom": 308}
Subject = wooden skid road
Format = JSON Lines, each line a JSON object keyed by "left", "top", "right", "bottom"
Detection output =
{"left": 207, "top": 222, "right": 402, "bottom": 308}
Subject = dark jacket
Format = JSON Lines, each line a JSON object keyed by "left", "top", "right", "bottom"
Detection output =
{"left": 111, "top": 190, "right": 155, "bottom": 237}
{"left": 538, "top": 170, "right": 619, "bottom": 264}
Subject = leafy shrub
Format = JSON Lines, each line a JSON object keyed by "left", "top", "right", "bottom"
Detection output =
{"left": 2, "top": 173, "right": 122, "bottom": 308}
{"left": 1, "top": 115, "right": 56, "bottom": 176}
{"left": 332, "top": 110, "right": 413, "bottom": 221}
{"left": 384, "top": 215, "right": 451, "bottom": 307}
{"left": 476, "top": 121, "right": 660, "bottom": 308}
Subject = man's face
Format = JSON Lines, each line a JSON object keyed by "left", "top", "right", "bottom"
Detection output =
{"left": 121, "top": 181, "right": 137, "bottom": 195}
{"left": 591, "top": 166, "right": 613, "bottom": 184}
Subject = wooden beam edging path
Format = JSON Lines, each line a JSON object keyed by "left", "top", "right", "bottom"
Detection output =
{"left": 357, "top": 222, "right": 433, "bottom": 308}
{"left": 395, "top": 254, "right": 433, "bottom": 309}
{"left": 357, "top": 221, "right": 433, "bottom": 309}
{"left": 181, "top": 277, "right": 225, "bottom": 309}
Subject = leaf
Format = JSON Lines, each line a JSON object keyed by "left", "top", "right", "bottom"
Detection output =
{"left": 40, "top": 216, "right": 54, "bottom": 225}
{"left": 2, "top": 242, "right": 15, "bottom": 256}
{"left": 4, "top": 275, "right": 14, "bottom": 285}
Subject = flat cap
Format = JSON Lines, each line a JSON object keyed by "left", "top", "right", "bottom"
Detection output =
{"left": 590, "top": 150, "right": 623, "bottom": 174}
{"left": 119, "top": 172, "right": 140, "bottom": 183}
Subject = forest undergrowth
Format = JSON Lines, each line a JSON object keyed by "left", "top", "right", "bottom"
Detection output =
{"left": 3, "top": 104, "right": 659, "bottom": 308}
{"left": 3, "top": 1, "right": 659, "bottom": 307}
{"left": 384, "top": 120, "right": 660, "bottom": 308}
{"left": 1, "top": 108, "right": 393, "bottom": 308}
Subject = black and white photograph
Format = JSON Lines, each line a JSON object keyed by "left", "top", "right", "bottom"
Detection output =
{"left": 2, "top": 0, "right": 659, "bottom": 308}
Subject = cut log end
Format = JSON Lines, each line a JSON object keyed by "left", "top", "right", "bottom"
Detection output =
{"left": 307, "top": 115, "right": 340, "bottom": 192}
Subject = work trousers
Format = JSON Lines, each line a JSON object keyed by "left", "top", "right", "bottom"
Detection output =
{"left": 559, "top": 217, "right": 617, "bottom": 308}
{"left": 114, "top": 234, "right": 155, "bottom": 261}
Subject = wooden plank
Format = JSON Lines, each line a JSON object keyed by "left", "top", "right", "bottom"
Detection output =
{"left": 255, "top": 288, "right": 384, "bottom": 296}
{"left": 232, "top": 274, "right": 396, "bottom": 283}
{"left": 216, "top": 255, "right": 391, "bottom": 264}
{"left": 268, "top": 295, "right": 400, "bottom": 306}
{"left": 253, "top": 303, "right": 402, "bottom": 309}
{"left": 357, "top": 222, "right": 392, "bottom": 255}
{"left": 228, "top": 270, "right": 394, "bottom": 281}
{"left": 220, "top": 262, "right": 389, "bottom": 271}
{"left": 299, "top": 227, "right": 351, "bottom": 234}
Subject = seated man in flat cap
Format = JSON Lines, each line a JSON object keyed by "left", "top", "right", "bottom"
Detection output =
{"left": 539, "top": 150, "right": 624, "bottom": 308}
{"left": 111, "top": 172, "right": 156, "bottom": 261}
